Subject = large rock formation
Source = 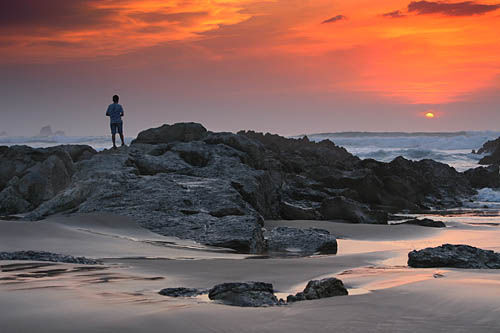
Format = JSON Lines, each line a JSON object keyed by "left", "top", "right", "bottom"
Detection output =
{"left": 0, "top": 122, "right": 484, "bottom": 253}
{"left": 408, "top": 244, "right": 500, "bottom": 269}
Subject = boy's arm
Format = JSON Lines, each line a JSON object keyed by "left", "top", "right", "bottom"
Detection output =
{"left": 106, "top": 105, "right": 110, "bottom": 116}
{"left": 120, "top": 105, "right": 124, "bottom": 117}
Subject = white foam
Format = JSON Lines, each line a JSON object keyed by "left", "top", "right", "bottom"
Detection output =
{"left": 305, "top": 131, "right": 500, "bottom": 171}
{"left": 475, "top": 188, "right": 500, "bottom": 203}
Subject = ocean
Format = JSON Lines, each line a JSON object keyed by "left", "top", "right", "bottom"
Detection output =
{"left": 2, "top": 130, "right": 500, "bottom": 205}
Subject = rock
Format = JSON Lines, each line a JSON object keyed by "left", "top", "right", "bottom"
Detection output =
{"left": 320, "top": 196, "right": 387, "bottom": 224}
{"left": 159, "top": 288, "right": 208, "bottom": 297}
{"left": 0, "top": 251, "right": 102, "bottom": 265}
{"left": 408, "top": 244, "right": 500, "bottom": 269}
{"left": 464, "top": 165, "right": 500, "bottom": 188}
{"left": 396, "top": 218, "right": 446, "bottom": 228}
{"left": 477, "top": 137, "right": 500, "bottom": 155}
{"left": 287, "top": 278, "right": 348, "bottom": 302}
{"left": 132, "top": 122, "right": 207, "bottom": 144}
{"left": 0, "top": 131, "right": 7, "bottom": 136}
{"left": 208, "top": 282, "right": 279, "bottom": 307}
{"left": 39, "top": 125, "right": 53, "bottom": 137}
{"left": 265, "top": 227, "right": 337, "bottom": 255}
{"left": 54, "top": 130, "right": 66, "bottom": 136}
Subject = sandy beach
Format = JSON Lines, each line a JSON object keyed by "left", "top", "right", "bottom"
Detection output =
{"left": 1, "top": 213, "right": 499, "bottom": 332}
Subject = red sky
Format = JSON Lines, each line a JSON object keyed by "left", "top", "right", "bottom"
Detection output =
{"left": 0, "top": 0, "right": 499, "bottom": 136}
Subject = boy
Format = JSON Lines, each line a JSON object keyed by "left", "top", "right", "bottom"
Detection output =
{"left": 106, "top": 95, "right": 125, "bottom": 148}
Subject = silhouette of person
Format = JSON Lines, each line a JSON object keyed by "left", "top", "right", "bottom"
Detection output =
{"left": 106, "top": 95, "right": 125, "bottom": 148}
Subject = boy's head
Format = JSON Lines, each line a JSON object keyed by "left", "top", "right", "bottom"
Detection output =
{"left": 112, "top": 95, "right": 119, "bottom": 103}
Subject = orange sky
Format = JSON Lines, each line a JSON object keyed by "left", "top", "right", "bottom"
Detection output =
{"left": 0, "top": 0, "right": 499, "bottom": 135}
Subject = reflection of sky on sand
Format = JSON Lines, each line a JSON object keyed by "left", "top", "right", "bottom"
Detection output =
{"left": 338, "top": 212, "right": 500, "bottom": 268}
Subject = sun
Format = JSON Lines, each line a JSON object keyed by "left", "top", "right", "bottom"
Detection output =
{"left": 425, "top": 112, "right": 435, "bottom": 119}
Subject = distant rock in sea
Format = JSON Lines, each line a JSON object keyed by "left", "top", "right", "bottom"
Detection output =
{"left": 0, "top": 131, "right": 7, "bottom": 137}
{"left": 38, "top": 126, "right": 65, "bottom": 137}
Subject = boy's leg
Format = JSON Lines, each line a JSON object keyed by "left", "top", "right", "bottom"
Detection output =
{"left": 118, "top": 123, "right": 125, "bottom": 146}
{"left": 111, "top": 123, "right": 117, "bottom": 148}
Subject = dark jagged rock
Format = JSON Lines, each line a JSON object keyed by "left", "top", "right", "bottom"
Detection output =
{"left": 132, "top": 122, "right": 207, "bottom": 144}
{"left": 0, "top": 146, "right": 76, "bottom": 214}
{"left": 320, "top": 196, "right": 388, "bottom": 224}
{"left": 208, "top": 282, "right": 279, "bottom": 307}
{"left": 0, "top": 122, "right": 482, "bottom": 254}
{"left": 159, "top": 288, "right": 208, "bottom": 297}
{"left": 265, "top": 227, "right": 337, "bottom": 255}
{"left": 408, "top": 244, "right": 500, "bottom": 269}
{"left": 0, "top": 251, "right": 102, "bottom": 265}
{"left": 287, "top": 278, "right": 348, "bottom": 303}
{"left": 396, "top": 218, "right": 446, "bottom": 228}
{"left": 477, "top": 137, "right": 500, "bottom": 165}
{"left": 464, "top": 165, "right": 500, "bottom": 188}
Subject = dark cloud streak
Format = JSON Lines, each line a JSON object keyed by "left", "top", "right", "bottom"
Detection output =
{"left": 321, "top": 15, "right": 347, "bottom": 24}
{"left": 408, "top": 1, "right": 500, "bottom": 16}
{"left": 0, "top": 0, "right": 117, "bottom": 29}
{"left": 382, "top": 10, "right": 407, "bottom": 18}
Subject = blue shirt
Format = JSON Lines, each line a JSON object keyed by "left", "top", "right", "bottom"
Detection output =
{"left": 106, "top": 103, "right": 124, "bottom": 124}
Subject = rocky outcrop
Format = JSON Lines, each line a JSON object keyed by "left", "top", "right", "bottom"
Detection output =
{"left": 0, "top": 251, "right": 101, "bottom": 265}
{"left": 159, "top": 288, "right": 208, "bottom": 297}
{"left": 132, "top": 122, "right": 208, "bottom": 144}
{"left": 0, "top": 122, "right": 482, "bottom": 253}
{"left": 477, "top": 137, "right": 500, "bottom": 165}
{"left": 408, "top": 244, "right": 500, "bottom": 269}
{"left": 287, "top": 278, "right": 348, "bottom": 302}
{"left": 0, "top": 146, "right": 78, "bottom": 215}
{"left": 265, "top": 227, "right": 337, "bottom": 255}
{"left": 396, "top": 218, "right": 446, "bottom": 228}
{"left": 208, "top": 282, "right": 279, "bottom": 307}
{"left": 464, "top": 165, "right": 500, "bottom": 188}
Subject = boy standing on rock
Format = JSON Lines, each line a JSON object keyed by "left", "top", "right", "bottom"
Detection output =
{"left": 106, "top": 95, "right": 125, "bottom": 148}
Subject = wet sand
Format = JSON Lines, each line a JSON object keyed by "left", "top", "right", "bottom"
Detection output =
{"left": 1, "top": 213, "right": 500, "bottom": 332}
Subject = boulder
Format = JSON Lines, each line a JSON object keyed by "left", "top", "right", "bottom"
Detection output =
{"left": 320, "top": 196, "right": 387, "bottom": 224}
{"left": 159, "top": 288, "right": 207, "bottom": 297}
{"left": 265, "top": 227, "right": 337, "bottom": 255}
{"left": 0, "top": 251, "right": 101, "bottom": 265}
{"left": 208, "top": 282, "right": 279, "bottom": 307}
{"left": 464, "top": 165, "right": 500, "bottom": 189}
{"left": 132, "top": 122, "right": 207, "bottom": 144}
{"left": 396, "top": 218, "right": 446, "bottom": 228}
{"left": 408, "top": 244, "right": 500, "bottom": 269}
{"left": 287, "top": 278, "right": 348, "bottom": 302}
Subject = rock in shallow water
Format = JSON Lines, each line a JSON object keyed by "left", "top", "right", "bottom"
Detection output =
{"left": 265, "top": 226, "right": 337, "bottom": 255}
{"left": 287, "top": 278, "right": 348, "bottom": 303}
{"left": 397, "top": 218, "right": 446, "bottom": 228}
{"left": 208, "top": 282, "right": 278, "bottom": 307}
{"left": 159, "top": 288, "right": 208, "bottom": 297}
{"left": 0, "top": 251, "right": 101, "bottom": 265}
{"left": 408, "top": 244, "right": 500, "bottom": 269}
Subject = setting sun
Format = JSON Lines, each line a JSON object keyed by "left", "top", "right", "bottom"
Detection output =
{"left": 425, "top": 112, "right": 435, "bottom": 119}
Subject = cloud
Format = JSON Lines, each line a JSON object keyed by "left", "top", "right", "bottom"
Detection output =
{"left": 382, "top": 10, "right": 407, "bottom": 18}
{"left": 321, "top": 15, "right": 347, "bottom": 24}
{"left": 0, "top": 0, "right": 117, "bottom": 30}
{"left": 408, "top": 1, "right": 500, "bottom": 16}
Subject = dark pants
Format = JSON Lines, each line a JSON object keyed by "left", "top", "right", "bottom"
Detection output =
{"left": 110, "top": 122, "right": 123, "bottom": 135}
